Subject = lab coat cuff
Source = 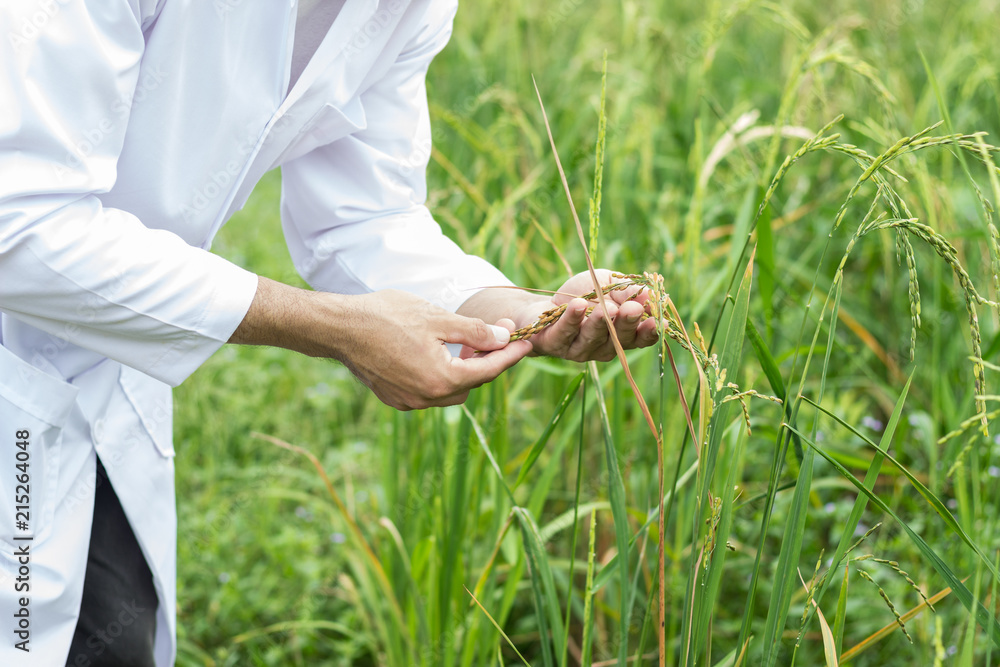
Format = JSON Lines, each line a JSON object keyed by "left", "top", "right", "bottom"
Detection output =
{"left": 144, "top": 266, "right": 259, "bottom": 387}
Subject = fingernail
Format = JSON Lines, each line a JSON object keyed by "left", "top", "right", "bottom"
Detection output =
{"left": 626, "top": 312, "right": 641, "bottom": 323}
{"left": 489, "top": 324, "right": 510, "bottom": 344}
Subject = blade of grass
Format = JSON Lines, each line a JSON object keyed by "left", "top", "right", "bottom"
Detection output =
{"left": 788, "top": 424, "right": 1000, "bottom": 646}
{"left": 465, "top": 586, "right": 533, "bottom": 667}
{"left": 462, "top": 404, "right": 516, "bottom": 505}
{"left": 797, "top": 569, "right": 838, "bottom": 667}
{"left": 746, "top": 316, "right": 802, "bottom": 463}
{"left": 515, "top": 506, "right": 568, "bottom": 667}
{"left": 761, "top": 436, "right": 815, "bottom": 666}
{"left": 589, "top": 362, "right": 633, "bottom": 664}
{"left": 468, "top": 513, "right": 515, "bottom": 609}
{"left": 378, "top": 517, "right": 430, "bottom": 648}
{"left": 253, "top": 433, "right": 415, "bottom": 663}
{"left": 803, "top": 395, "right": 1000, "bottom": 582}
{"left": 692, "top": 254, "right": 756, "bottom": 663}
{"left": 440, "top": 403, "right": 476, "bottom": 663}
{"left": 746, "top": 317, "right": 786, "bottom": 400}
{"left": 514, "top": 372, "right": 585, "bottom": 490}
{"left": 796, "top": 374, "right": 913, "bottom": 645}
{"left": 839, "top": 584, "right": 958, "bottom": 662}
{"left": 756, "top": 187, "right": 777, "bottom": 337}
{"left": 560, "top": 374, "right": 587, "bottom": 667}
{"left": 833, "top": 565, "right": 848, "bottom": 658}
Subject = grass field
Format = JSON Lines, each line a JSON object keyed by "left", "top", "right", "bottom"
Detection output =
{"left": 173, "top": 1, "right": 1000, "bottom": 665}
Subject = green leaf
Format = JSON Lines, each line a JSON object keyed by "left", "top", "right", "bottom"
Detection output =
{"left": 803, "top": 394, "right": 1000, "bottom": 584}
{"left": 798, "top": 374, "right": 912, "bottom": 649}
{"left": 761, "top": 438, "right": 815, "bottom": 666}
{"left": 591, "top": 460, "right": 699, "bottom": 593}
{"left": 833, "top": 565, "right": 849, "bottom": 659}
{"left": 747, "top": 315, "right": 802, "bottom": 464}
{"left": 463, "top": 404, "right": 516, "bottom": 505}
{"left": 745, "top": 317, "right": 785, "bottom": 400}
{"left": 514, "top": 372, "right": 585, "bottom": 490}
{"left": 690, "top": 251, "right": 755, "bottom": 662}
{"left": 589, "top": 362, "right": 632, "bottom": 666}
{"left": 515, "top": 507, "right": 567, "bottom": 667}
{"left": 756, "top": 188, "right": 777, "bottom": 336}
{"left": 789, "top": 424, "right": 1000, "bottom": 648}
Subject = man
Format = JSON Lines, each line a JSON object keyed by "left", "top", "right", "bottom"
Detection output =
{"left": 0, "top": 0, "right": 657, "bottom": 664}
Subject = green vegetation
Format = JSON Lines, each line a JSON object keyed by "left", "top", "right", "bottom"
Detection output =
{"left": 174, "top": 1, "right": 1000, "bottom": 664}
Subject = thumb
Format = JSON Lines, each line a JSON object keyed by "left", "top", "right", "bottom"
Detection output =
{"left": 442, "top": 315, "right": 511, "bottom": 351}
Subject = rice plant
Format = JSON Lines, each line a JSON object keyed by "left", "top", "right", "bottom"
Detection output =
{"left": 173, "top": 1, "right": 1000, "bottom": 665}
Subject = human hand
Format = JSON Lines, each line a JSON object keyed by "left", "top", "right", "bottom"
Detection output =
{"left": 326, "top": 290, "right": 532, "bottom": 410}
{"left": 507, "top": 269, "right": 659, "bottom": 362}
{"left": 229, "top": 278, "right": 532, "bottom": 410}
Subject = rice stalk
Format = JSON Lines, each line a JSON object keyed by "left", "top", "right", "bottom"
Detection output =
{"left": 839, "top": 584, "right": 958, "bottom": 662}
{"left": 867, "top": 557, "right": 934, "bottom": 611}
{"left": 580, "top": 509, "right": 598, "bottom": 667}
{"left": 855, "top": 566, "right": 913, "bottom": 643}
{"left": 588, "top": 53, "right": 607, "bottom": 265}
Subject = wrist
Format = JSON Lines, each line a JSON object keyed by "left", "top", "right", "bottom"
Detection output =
{"left": 229, "top": 277, "right": 362, "bottom": 361}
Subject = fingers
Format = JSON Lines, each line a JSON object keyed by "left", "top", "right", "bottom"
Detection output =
{"left": 564, "top": 299, "right": 617, "bottom": 362}
{"left": 451, "top": 339, "right": 533, "bottom": 389}
{"left": 610, "top": 283, "right": 650, "bottom": 306}
{"left": 543, "top": 298, "right": 590, "bottom": 349}
{"left": 612, "top": 301, "right": 644, "bottom": 347}
{"left": 375, "top": 338, "right": 531, "bottom": 411}
{"left": 459, "top": 318, "right": 516, "bottom": 360}
{"left": 427, "top": 313, "right": 531, "bottom": 405}
{"left": 633, "top": 318, "right": 660, "bottom": 348}
{"left": 532, "top": 293, "right": 660, "bottom": 361}
{"left": 442, "top": 313, "right": 511, "bottom": 351}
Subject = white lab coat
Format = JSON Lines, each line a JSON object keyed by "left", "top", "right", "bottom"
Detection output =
{"left": 0, "top": 0, "right": 510, "bottom": 663}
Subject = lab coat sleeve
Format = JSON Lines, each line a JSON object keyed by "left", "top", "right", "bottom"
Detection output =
{"left": 280, "top": 0, "right": 513, "bottom": 313}
{"left": 0, "top": 1, "right": 259, "bottom": 386}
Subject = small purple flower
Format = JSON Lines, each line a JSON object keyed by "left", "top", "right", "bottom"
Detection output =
{"left": 862, "top": 416, "right": 884, "bottom": 431}
{"left": 988, "top": 466, "right": 1000, "bottom": 478}
{"left": 330, "top": 532, "right": 347, "bottom": 544}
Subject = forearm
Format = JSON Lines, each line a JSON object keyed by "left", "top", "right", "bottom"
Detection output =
{"left": 228, "top": 276, "right": 352, "bottom": 359}
{"left": 227, "top": 277, "right": 531, "bottom": 410}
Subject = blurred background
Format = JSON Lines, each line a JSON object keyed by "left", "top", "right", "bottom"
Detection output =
{"left": 173, "top": 1, "right": 1000, "bottom": 664}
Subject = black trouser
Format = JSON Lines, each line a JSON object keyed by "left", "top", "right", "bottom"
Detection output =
{"left": 65, "top": 457, "right": 158, "bottom": 667}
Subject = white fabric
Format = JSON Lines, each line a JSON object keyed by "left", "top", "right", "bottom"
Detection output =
{"left": 0, "top": 0, "right": 511, "bottom": 664}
